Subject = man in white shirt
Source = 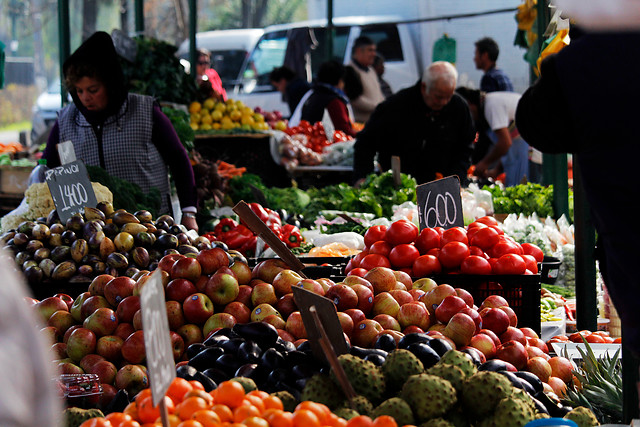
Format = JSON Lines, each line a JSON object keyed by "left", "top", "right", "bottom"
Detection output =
{"left": 457, "top": 88, "right": 530, "bottom": 187}
{"left": 345, "top": 36, "right": 386, "bottom": 124}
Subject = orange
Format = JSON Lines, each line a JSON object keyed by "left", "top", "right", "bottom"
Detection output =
{"left": 190, "top": 380, "right": 206, "bottom": 391}
{"left": 372, "top": 415, "right": 397, "bottom": 427}
{"left": 105, "top": 413, "right": 134, "bottom": 427}
{"left": 135, "top": 388, "right": 153, "bottom": 406}
{"left": 177, "top": 421, "right": 205, "bottom": 427}
{"left": 246, "top": 390, "right": 270, "bottom": 400}
{"left": 138, "top": 396, "right": 176, "bottom": 423}
{"left": 291, "top": 409, "right": 320, "bottom": 427}
{"left": 294, "top": 401, "right": 330, "bottom": 424}
{"left": 346, "top": 415, "right": 373, "bottom": 427}
{"left": 242, "top": 395, "right": 265, "bottom": 413}
{"left": 167, "top": 377, "right": 194, "bottom": 404}
{"left": 123, "top": 402, "right": 139, "bottom": 420}
{"left": 184, "top": 389, "right": 215, "bottom": 406}
{"left": 233, "top": 404, "right": 261, "bottom": 422}
{"left": 79, "top": 419, "right": 113, "bottom": 427}
{"left": 176, "top": 396, "right": 212, "bottom": 421}
{"left": 215, "top": 381, "right": 246, "bottom": 408}
{"left": 156, "top": 414, "right": 182, "bottom": 427}
{"left": 242, "top": 416, "right": 269, "bottom": 427}
{"left": 191, "top": 409, "right": 222, "bottom": 427}
{"left": 266, "top": 410, "right": 293, "bottom": 427}
{"left": 211, "top": 404, "right": 234, "bottom": 423}
{"left": 262, "top": 396, "right": 284, "bottom": 412}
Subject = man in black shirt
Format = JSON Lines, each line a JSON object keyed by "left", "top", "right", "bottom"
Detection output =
{"left": 353, "top": 61, "right": 475, "bottom": 185}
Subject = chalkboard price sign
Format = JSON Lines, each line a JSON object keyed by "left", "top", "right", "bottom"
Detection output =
{"left": 140, "top": 270, "right": 176, "bottom": 406}
{"left": 45, "top": 160, "right": 98, "bottom": 223}
{"left": 417, "top": 175, "right": 464, "bottom": 230}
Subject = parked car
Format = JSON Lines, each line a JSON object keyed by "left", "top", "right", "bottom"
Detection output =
{"left": 228, "top": 15, "right": 419, "bottom": 117}
{"left": 31, "top": 79, "right": 65, "bottom": 145}
{"left": 176, "top": 28, "right": 264, "bottom": 90}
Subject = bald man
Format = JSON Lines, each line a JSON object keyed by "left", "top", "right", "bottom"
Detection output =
{"left": 353, "top": 61, "right": 475, "bottom": 185}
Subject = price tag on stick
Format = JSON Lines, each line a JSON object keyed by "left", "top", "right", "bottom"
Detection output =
{"left": 140, "top": 269, "right": 176, "bottom": 424}
{"left": 45, "top": 160, "right": 98, "bottom": 223}
{"left": 416, "top": 175, "right": 464, "bottom": 230}
{"left": 292, "top": 286, "right": 350, "bottom": 365}
{"left": 391, "top": 155, "right": 402, "bottom": 188}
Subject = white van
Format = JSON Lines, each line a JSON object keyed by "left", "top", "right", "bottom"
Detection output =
{"left": 229, "top": 16, "right": 421, "bottom": 116}
{"left": 176, "top": 28, "right": 264, "bottom": 90}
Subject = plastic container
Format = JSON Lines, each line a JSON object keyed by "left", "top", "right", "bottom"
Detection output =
{"left": 525, "top": 418, "right": 578, "bottom": 426}
{"left": 27, "top": 158, "right": 49, "bottom": 186}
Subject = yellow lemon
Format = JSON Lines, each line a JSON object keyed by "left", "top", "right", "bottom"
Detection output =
{"left": 214, "top": 102, "right": 226, "bottom": 113}
{"left": 212, "top": 122, "right": 222, "bottom": 130}
{"left": 235, "top": 99, "right": 245, "bottom": 109}
{"left": 190, "top": 112, "right": 201, "bottom": 123}
{"left": 241, "top": 106, "right": 254, "bottom": 116}
{"left": 201, "top": 113, "right": 213, "bottom": 125}
{"left": 226, "top": 98, "right": 236, "bottom": 106}
{"left": 188, "top": 101, "right": 202, "bottom": 114}
{"left": 203, "top": 98, "right": 216, "bottom": 110}
{"left": 190, "top": 122, "right": 199, "bottom": 130}
{"left": 253, "top": 113, "right": 265, "bottom": 123}
{"left": 200, "top": 123, "right": 212, "bottom": 131}
{"left": 211, "top": 110, "right": 223, "bottom": 121}
{"left": 241, "top": 115, "right": 255, "bottom": 126}
{"left": 229, "top": 110, "right": 242, "bottom": 121}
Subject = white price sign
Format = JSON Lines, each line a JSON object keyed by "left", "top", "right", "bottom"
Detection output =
{"left": 140, "top": 270, "right": 176, "bottom": 406}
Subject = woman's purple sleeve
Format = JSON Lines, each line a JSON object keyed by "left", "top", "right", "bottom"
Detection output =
{"left": 152, "top": 105, "right": 198, "bottom": 210}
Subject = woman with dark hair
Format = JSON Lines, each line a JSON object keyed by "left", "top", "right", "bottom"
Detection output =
{"left": 42, "top": 32, "right": 198, "bottom": 231}
{"left": 290, "top": 60, "right": 357, "bottom": 137}
{"left": 195, "top": 48, "right": 227, "bottom": 101}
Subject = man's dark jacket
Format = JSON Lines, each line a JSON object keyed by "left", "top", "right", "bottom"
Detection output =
{"left": 353, "top": 82, "right": 475, "bottom": 184}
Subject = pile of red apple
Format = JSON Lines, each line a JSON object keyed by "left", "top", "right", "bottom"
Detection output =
{"left": 345, "top": 217, "right": 545, "bottom": 278}
{"left": 28, "top": 238, "right": 573, "bottom": 405}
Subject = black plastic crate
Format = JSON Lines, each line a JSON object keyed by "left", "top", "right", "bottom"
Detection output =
{"left": 430, "top": 273, "right": 542, "bottom": 335}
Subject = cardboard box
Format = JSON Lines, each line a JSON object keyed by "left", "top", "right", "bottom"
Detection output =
{"left": 0, "top": 165, "right": 31, "bottom": 195}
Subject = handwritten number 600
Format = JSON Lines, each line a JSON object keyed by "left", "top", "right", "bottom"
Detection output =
{"left": 424, "top": 191, "right": 457, "bottom": 228}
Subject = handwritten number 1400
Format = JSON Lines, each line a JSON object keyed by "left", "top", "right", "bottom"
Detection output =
{"left": 58, "top": 183, "right": 88, "bottom": 212}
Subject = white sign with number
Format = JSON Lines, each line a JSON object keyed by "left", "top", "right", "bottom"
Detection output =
{"left": 140, "top": 270, "right": 176, "bottom": 405}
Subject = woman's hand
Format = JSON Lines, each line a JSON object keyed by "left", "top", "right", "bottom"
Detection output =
{"left": 181, "top": 214, "right": 199, "bottom": 233}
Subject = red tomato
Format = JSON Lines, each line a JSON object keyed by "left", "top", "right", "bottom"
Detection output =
{"left": 441, "top": 227, "right": 468, "bottom": 246}
{"left": 434, "top": 227, "right": 445, "bottom": 237}
{"left": 521, "top": 254, "right": 539, "bottom": 273}
{"left": 521, "top": 243, "right": 544, "bottom": 263}
{"left": 490, "top": 236, "right": 523, "bottom": 258}
{"left": 469, "top": 226, "right": 501, "bottom": 251}
{"left": 492, "top": 253, "right": 526, "bottom": 275}
{"left": 412, "top": 254, "right": 442, "bottom": 277}
{"left": 359, "top": 253, "right": 391, "bottom": 270}
{"left": 438, "top": 241, "right": 470, "bottom": 270}
{"left": 364, "top": 225, "right": 388, "bottom": 248}
{"left": 469, "top": 246, "right": 488, "bottom": 258}
{"left": 427, "top": 247, "right": 441, "bottom": 257}
{"left": 349, "top": 267, "right": 369, "bottom": 277}
{"left": 385, "top": 219, "right": 419, "bottom": 246}
{"left": 414, "top": 228, "right": 441, "bottom": 254}
{"left": 461, "top": 255, "right": 492, "bottom": 275}
{"left": 388, "top": 243, "right": 420, "bottom": 269}
{"left": 466, "top": 222, "right": 488, "bottom": 241}
{"left": 475, "top": 216, "right": 500, "bottom": 227}
{"left": 350, "top": 249, "right": 369, "bottom": 268}
{"left": 369, "top": 240, "right": 393, "bottom": 257}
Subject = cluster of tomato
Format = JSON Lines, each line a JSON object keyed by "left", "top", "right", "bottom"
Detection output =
{"left": 345, "top": 216, "right": 545, "bottom": 278}
{"left": 284, "top": 120, "right": 350, "bottom": 153}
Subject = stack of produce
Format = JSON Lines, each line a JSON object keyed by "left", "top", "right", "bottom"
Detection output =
{"left": 278, "top": 120, "right": 354, "bottom": 169}
{"left": 346, "top": 217, "right": 544, "bottom": 278}
{"left": 189, "top": 98, "right": 270, "bottom": 133}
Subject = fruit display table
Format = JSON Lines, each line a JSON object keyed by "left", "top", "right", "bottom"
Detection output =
{"left": 193, "top": 133, "right": 291, "bottom": 187}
